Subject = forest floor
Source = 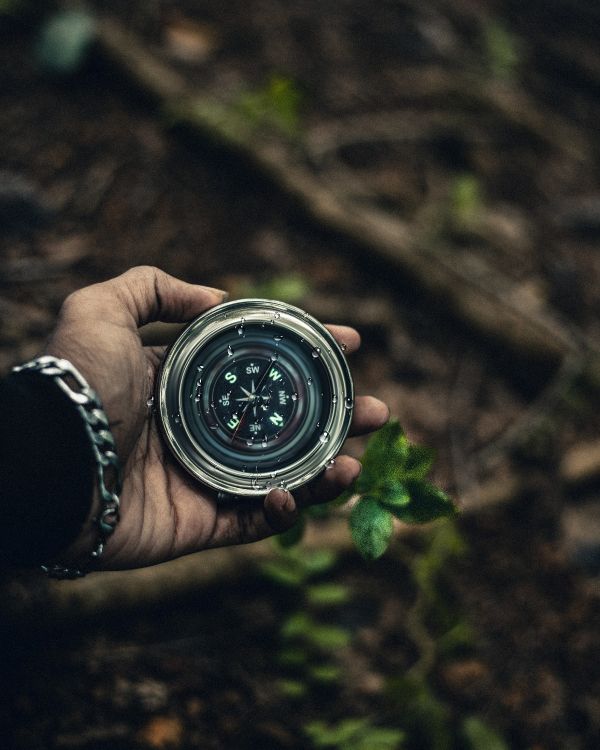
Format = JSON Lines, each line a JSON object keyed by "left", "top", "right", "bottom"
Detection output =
{"left": 1, "top": 2, "right": 600, "bottom": 749}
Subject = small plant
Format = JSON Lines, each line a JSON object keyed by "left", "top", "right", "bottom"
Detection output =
{"left": 449, "top": 173, "right": 484, "bottom": 231}
{"left": 277, "top": 420, "right": 456, "bottom": 560}
{"left": 483, "top": 21, "right": 521, "bottom": 80}
{"left": 340, "top": 420, "right": 456, "bottom": 560}
{"left": 237, "top": 74, "right": 303, "bottom": 137}
{"left": 267, "top": 421, "right": 507, "bottom": 748}
{"left": 305, "top": 718, "right": 404, "bottom": 750}
{"left": 260, "top": 547, "right": 351, "bottom": 699}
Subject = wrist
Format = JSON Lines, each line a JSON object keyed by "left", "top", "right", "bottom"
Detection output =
{"left": 12, "top": 356, "right": 122, "bottom": 578}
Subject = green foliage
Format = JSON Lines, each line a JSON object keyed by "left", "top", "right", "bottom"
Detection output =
{"left": 411, "top": 522, "right": 467, "bottom": 601}
{"left": 305, "top": 719, "right": 404, "bottom": 750}
{"left": 449, "top": 173, "right": 484, "bottom": 228}
{"left": 277, "top": 678, "right": 308, "bottom": 699}
{"left": 265, "top": 517, "right": 506, "bottom": 750}
{"left": 483, "top": 21, "right": 521, "bottom": 80}
{"left": 350, "top": 497, "right": 394, "bottom": 560}
{"left": 308, "top": 664, "right": 342, "bottom": 683}
{"left": 35, "top": 9, "right": 96, "bottom": 74}
{"left": 260, "top": 546, "right": 337, "bottom": 587}
{"left": 282, "top": 612, "right": 351, "bottom": 649}
{"left": 260, "top": 544, "right": 350, "bottom": 698}
{"left": 237, "top": 75, "right": 303, "bottom": 137}
{"left": 347, "top": 421, "right": 456, "bottom": 560}
{"left": 306, "top": 582, "right": 351, "bottom": 607}
{"left": 386, "top": 676, "right": 451, "bottom": 750}
{"left": 462, "top": 716, "right": 509, "bottom": 750}
{"left": 280, "top": 420, "right": 455, "bottom": 558}
{"left": 437, "top": 621, "right": 477, "bottom": 657}
{"left": 239, "top": 273, "right": 311, "bottom": 304}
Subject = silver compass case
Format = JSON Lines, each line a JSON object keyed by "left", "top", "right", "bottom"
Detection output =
{"left": 156, "top": 299, "right": 354, "bottom": 496}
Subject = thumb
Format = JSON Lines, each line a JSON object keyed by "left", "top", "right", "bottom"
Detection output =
{"left": 93, "top": 266, "right": 228, "bottom": 328}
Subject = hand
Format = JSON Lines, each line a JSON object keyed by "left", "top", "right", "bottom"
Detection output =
{"left": 47, "top": 266, "right": 389, "bottom": 570}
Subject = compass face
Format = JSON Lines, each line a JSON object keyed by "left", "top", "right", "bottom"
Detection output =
{"left": 157, "top": 300, "right": 354, "bottom": 496}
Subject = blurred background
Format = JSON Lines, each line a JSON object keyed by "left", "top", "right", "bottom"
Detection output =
{"left": 1, "top": 1, "right": 600, "bottom": 748}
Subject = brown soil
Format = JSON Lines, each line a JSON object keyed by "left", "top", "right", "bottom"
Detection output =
{"left": 1, "top": 2, "right": 600, "bottom": 749}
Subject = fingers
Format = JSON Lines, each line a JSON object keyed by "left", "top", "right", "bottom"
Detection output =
{"left": 208, "top": 489, "right": 299, "bottom": 548}
{"left": 67, "top": 266, "right": 228, "bottom": 329}
{"left": 349, "top": 395, "right": 389, "bottom": 436}
{"left": 326, "top": 325, "right": 360, "bottom": 354}
{"left": 208, "top": 455, "right": 361, "bottom": 548}
{"left": 294, "top": 454, "right": 362, "bottom": 508}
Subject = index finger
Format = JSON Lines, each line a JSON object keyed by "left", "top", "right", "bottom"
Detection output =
{"left": 325, "top": 325, "right": 361, "bottom": 354}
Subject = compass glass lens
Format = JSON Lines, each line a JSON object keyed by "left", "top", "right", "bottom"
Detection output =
{"left": 181, "top": 324, "right": 331, "bottom": 472}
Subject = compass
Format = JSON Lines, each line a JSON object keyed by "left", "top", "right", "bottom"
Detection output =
{"left": 156, "top": 299, "right": 354, "bottom": 496}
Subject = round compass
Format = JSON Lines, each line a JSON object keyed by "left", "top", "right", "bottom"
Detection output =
{"left": 156, "top": 299, "right": 354, "bottom": 496}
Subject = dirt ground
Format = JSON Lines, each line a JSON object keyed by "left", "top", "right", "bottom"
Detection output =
{"left": 1, "top": 2, "right": 600, "bottom": 749}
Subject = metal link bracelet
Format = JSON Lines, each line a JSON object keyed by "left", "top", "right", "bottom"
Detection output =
{"left": 12, "top": 355, "right": 122, "bottom": 579}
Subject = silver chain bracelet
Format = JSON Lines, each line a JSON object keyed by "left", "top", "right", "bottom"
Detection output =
{"left": 12, "top": 355, "right": 122, "bottom": 579}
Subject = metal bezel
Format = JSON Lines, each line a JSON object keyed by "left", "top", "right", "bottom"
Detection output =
{"left": 156, "top": 299, "right": 354, "bottom": 496}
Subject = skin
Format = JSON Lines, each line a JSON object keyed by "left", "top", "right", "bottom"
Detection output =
{"left": 46, "top": 266, "right": 389, "bottom": 570}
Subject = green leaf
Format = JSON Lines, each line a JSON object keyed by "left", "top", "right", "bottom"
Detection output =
{"left": 379, "top": 481, "right": 411, "bottom": 508}
{"left": 277, "top": 647, "right": 308, "bottom": 667}
{"left": 259, "top": 559, "right": 305, "bottom": 587}
{"left": 35, "top": 10, "right": 96, "bottom": 75}
{"left": 301, "top": 549, "right": 338, "bottom": 575}
{"left": 305, "top": 719, "right": 404, "bottom": 749}
{"left": 483, "top": 21, "right": 520, "bottom": 80}
{"left": 237, "top": 75, "right": 303, "bottom": 137}
{"left": 282, "top": 612, "right": 350, "bottom": 649}
{"left": 278, "top": 678, "right": 308, "bottom": 699}
{"left": 350, "top": 498, "right": 394, "bottom": 560}
{"left": 357, "top": 421, "right": 409, "bottom": 492}
{"left": 356, "top": 727, "right": 405, "bottom": 750}
{"left": 306, "top": 582, "right": 351, "bottom": 607}
{"left": 450, "top": 173, "right": 483, "bottom": 226}
{"left": 239, "top": 273, "right": 310, "bottom": 304}
{"left": 384, "top": 480, "right": 456, "bottom": 525}
{"left": 437, "top": 621, "right": 477, "bottom": 656}
{"left": 307, "top": 624, "right": 351, "bottom": 650}
{"left": 281, "top": 611, "right": 314, "bottom": 640}
{"left": 305, "top": 719, "right": 369, "bottom": 747}
{"left": 275, "top": 514, "right": 306, "bottom": 548}
{"left": 462, "top": 716, "right": 509, "bottom": 750}
{"left": 386, "top": 676, "right": 451, "bottom": 750}
{"left": 403, "top": 444, "right": 436, "bottom": 479}
{"left": 308, "top": 663, "right": 342, "bottom": 683}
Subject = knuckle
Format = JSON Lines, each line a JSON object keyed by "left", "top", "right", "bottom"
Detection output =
{"left": 59, "top": 288, "right": 87, "bottom": 318}
{"left": 123, "top": 265, "right": 162, "bottom": 285}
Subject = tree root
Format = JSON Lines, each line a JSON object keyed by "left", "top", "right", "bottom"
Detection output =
{"left": 93, "top": 18, "right": 599, "bottom": 379}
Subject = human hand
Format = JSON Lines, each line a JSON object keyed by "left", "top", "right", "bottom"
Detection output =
{"left": 47, "top": 266, "right": 389, "bottom": 570}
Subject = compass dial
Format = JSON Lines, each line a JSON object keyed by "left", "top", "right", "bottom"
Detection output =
{"left": 211, "top": 356, "right": 297, "bottom": 444}
{"left": 157, "top": 300, "right": 354, "bottom": 497}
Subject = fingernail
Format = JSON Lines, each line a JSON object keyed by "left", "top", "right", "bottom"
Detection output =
{"left": 205, "top": 287, "right": 229, "bottom": 301}
{"left": 284, "top": 493, "right": 296, "bottom": 514}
